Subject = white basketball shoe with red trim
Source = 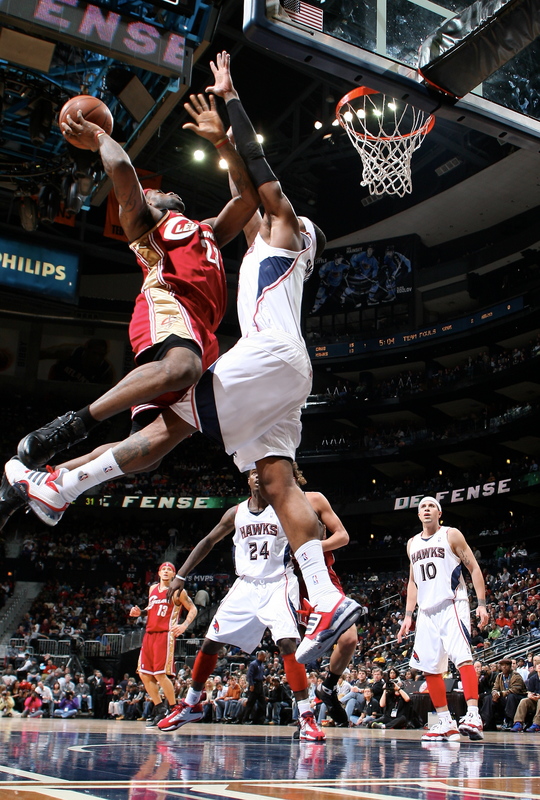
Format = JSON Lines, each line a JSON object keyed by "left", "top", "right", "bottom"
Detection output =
{"left": 157, "top": 699, "right": 204, "bottom": 731}
{"left": 421, "top": 720, "right": 461, "bottom": 742}
{"left": 5, "top": 457, "right": 69, "bottom": 526}
{"left": 298, "top": 711, "right": 326, "bottom": 742}
{"left": 295, "top": 596, "right": 361, "bottom": 664}
{"left": 458, "top": 709, "right": 484, "bottom": 740}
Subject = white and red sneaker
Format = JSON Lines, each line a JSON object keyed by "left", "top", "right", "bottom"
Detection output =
{"left": 298, "top": 711, "right": 326, "bottom": 742}
{"left": 5, "top": 458, "right": 69, "bottom": 527}
{"left": 157, "top": 699, "right": 203, "bottom": 732}
{"left": 458, "top": 710, "right": 484, "bottom": 741}
{"left": 421, "top": 720, "right": 461, "bottom": 742}
{"left": 295, "top": 596, "right": 361, "bottom": 664}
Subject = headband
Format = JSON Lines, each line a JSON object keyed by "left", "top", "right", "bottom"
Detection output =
{"left": 159, "top": 562, "right": 176, "bottom": 572}
{"left": 418, "top": 496, "right": 442, "bottom": 512}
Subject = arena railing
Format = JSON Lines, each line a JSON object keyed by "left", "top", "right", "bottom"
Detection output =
{"left": 36, "top": 639, "right": 72, "bottom": 656}
{"left": 82, "top": 630, "right": 145, "bottom": 659}
{"left": 8, "top": 638, "right": 28, "bottom": 653}
{"left": 175, "top": 638, "right": 205, "bottom": 658}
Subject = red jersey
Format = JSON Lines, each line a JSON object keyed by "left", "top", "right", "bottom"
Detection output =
{"left": 145, "top": 583, "right": 181, "bottom": 633}
{"left": 128, "top": 211, "right": 227, "bottom": 365}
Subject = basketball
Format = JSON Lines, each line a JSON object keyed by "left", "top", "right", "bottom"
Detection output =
{"left": 58, "top": 95, "right": 113, "bottom": 150}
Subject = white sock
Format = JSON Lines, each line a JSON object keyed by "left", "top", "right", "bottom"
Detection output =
{"left": 438, "top": 710, "right": 452, "bottom": 725}
{"left": 293, "top": 539, "right": 342, "bottom": 612}
{"left": 58, "top": 449, "right": 124, "bottom": 502}
{"left": 185, "top": 687, "right": 201, "bottom": 706}
{"left": 297, "top": 699, "right": 311, "bottom": 717}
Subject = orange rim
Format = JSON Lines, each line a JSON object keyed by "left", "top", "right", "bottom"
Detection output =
{"left": 335, "top": 86, "right": 435, "bottom": 142}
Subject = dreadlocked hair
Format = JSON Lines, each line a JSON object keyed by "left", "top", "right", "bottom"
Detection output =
{"left": 292, "top": 462, "right": 307, "bottom": 486}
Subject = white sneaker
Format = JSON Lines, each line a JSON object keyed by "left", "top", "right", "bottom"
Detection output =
{"left": 295, "top": 596, "right": 361, "bottom": 664}
{"left": 5, "top": 458, "right": 69, "bottom": 526}
{"left": 157, "top": 700, "right": 203, "bottom": 731}
{"left": 421, "top": 720, "right": 461, "bottom": 742}
{"left": 298, "top": 710, "right": 326, "bottom": 742}
{"left": 458, "top": 710, "right": 484, "bottom": 741}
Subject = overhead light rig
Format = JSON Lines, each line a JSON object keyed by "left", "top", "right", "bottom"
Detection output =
{"left": 0, "top": 0, "right": 223, "bottom": 229}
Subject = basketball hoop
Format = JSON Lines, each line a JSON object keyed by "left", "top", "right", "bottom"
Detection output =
{"left": 336, "top": 87, "right": 435, "bottom": 197}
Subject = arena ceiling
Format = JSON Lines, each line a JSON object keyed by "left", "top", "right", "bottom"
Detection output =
{"left": 0, "top": 0, "right": 537, "bottom": 246}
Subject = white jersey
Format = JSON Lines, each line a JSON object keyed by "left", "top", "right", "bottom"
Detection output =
{"left": 236, "top": 217, "right": 317, "bottom": 341}
{"left": 232, "top": 499, "right": 293, "bottom": 580}
{"left": 410, "top": 526, "right": 468, "bottom": 612}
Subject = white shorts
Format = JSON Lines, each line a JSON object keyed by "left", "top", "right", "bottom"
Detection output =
{"left": 206, "top": 572, "right": 300, "bottom": 655}
{"left": 171, "top": 329, "right": 312, "bottom": 472}
{"left": 410, "top": 598, "right": 472, "bottom": 674}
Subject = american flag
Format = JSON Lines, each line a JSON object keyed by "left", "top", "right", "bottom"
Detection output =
{"left": 281, "top": 0, "right": 324, "bottom": 31}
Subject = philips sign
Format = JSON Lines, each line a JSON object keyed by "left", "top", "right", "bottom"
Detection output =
{"left": 0, "top": 236, "right": 78, "bottom": 303}
{"left": 0, "top": 0, "right": 193, "bottom": 79}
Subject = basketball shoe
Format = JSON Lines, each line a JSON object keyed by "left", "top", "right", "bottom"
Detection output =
{"left": 0, "top": 470, "right": 25, "bottom": 531}
{"left": 458, "top": 709, "right": 484, "bottom": 740}
{"left": 298, "top": 711, "right": 326, "bottom": 742}
{"left": 146, "top": 701, "right": 169, "bottom": 728}
{"left": 315, "top": 685, "right": 348, "bottom": 726}
{"left": 18, "top": 411, "right": 87, "bottom": 469}
{"left": 157, "top": 700, "right": 203, "bottom": 732}
{"left": 421, "top": 720, "right": 461, "bottom": 742}
{"left": 295, "top": 596, "right": 361, "bottom": 664}
{"left": 5, "top": 458, "right": 69, "bottom": 526}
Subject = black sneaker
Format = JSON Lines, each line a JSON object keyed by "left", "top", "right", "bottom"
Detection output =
{"left": 146, "top": 702, "right": 168, "bottom": 728}
{"left": 0, "top": 470, "right": 25, "bottom": 530}
{"left": 18, "top": 411, "right": 88, "bottom": 469}
{"left": 315, "top": 686, "right": 348, "bottom": 726}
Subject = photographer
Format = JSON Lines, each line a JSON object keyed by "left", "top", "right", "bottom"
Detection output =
{"left": 371, "top": 678, "right": 413, "bottom": 730}
{"left": 352, "top": 686, "right": 381, "bottom": 727}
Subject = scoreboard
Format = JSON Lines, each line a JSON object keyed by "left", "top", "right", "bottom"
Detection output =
{"left": 309, "top": 297, "right": 524, "bottom": 361}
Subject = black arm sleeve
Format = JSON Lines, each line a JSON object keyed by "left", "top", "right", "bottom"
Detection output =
{"left": 226, "top": 97, "right": 277, "bottom": 188}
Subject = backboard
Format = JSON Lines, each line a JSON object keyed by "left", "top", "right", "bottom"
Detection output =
{"left": 243, "top": 0, "right": 540, "bottom": 151}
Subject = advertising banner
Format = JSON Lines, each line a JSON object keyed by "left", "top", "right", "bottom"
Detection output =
{"left": 0, "top": 235, "right": 78, "bottom": 303}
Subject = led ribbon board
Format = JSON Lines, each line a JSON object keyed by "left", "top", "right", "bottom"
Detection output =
{"left": 0, "top": 0, "right": 193, "bottom": 79}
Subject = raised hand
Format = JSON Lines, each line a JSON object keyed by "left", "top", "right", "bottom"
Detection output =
{"left": 182, "top": 94, "right": 227, "bottom": 144}
{"left": 61, "top": 110, "right": 103, "bottom": 151}
{"left": 206, "top": 50, "right": 237, "bottom": 100}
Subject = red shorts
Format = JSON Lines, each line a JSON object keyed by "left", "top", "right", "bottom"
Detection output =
{"left": 129, "top": 292, "right": 220, "bottom": 416}
{"left": 137, "top": 630, "right": 175, "bottom": 676}
{"left": 129, "top": 290, "right": 218, "bottom": 367}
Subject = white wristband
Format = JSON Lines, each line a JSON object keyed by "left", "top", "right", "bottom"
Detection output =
{"left": 176, "top": 574, "right": 186, "bottom": 581}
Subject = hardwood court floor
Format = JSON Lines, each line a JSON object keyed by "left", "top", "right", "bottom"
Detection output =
{"left": 0, "top": 718, "right": 538, "bottom": 800}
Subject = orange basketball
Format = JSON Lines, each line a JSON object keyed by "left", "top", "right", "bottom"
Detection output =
{"left": 58, "top": 95, "right": 113, "bottom": 149}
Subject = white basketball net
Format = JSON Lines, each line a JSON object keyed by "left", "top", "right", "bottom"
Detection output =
{"left": 337, "top": 91, "right": 434, "bottom": 197}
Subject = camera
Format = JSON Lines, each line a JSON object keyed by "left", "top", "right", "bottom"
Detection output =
{"left": 387, "top": 681, "right": 396, "bottom": 691}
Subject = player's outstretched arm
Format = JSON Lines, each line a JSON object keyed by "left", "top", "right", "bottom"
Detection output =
{"left": 183, "top": 92, "right": 259, "bottom": 248}
{"left": 61, "top": 110, "right": 153, "bottom": 241}
{"left": 207, "top": 50, "right": 302, "bottom": 252}
{"left": 305, "top": 491, "right": 349, "bottom": 551}
{"left": 448, "top": 527, "right": 489, "bottom": 629}
{"left": 166, "top": 506, "right": 237, "bottom": 600}
{"left": 227, "top": 140, "right": 262, "bottom": 248}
